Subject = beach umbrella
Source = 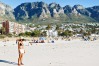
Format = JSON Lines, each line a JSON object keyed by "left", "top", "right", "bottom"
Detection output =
{"left": 39, "top": 37, "right": 45, "bottom": 40}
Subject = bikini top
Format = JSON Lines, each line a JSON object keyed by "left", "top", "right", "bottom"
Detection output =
{"left": 20, "top": 43, "right": 23, "bottom": 46}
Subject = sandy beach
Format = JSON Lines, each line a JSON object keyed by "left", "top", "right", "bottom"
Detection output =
{"left": 0, "top": 39, "right": 99, "bottom": 66}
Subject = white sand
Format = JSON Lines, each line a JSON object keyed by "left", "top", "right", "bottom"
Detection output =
{"left": 0, "top": 39, "right": 99, "bottom": 66}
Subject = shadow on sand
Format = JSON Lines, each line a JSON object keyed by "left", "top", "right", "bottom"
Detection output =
{"left": 0, "top": 59, "right": 18, "bottom": 65}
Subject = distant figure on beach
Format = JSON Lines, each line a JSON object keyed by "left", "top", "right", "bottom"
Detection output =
{"left": 16, "top": 39, "right": 18, "bottom": 44}
{"left": 18, "top": 37, "right": 25, "bottom": 65}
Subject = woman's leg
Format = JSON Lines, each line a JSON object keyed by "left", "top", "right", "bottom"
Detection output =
{"left": 18, "top": 54, "right": 21, "bottom": 65}
{"left": 20, "top": 53, "right": 24, "bottom": 65}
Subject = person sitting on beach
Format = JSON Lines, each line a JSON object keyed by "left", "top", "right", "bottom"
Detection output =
{"left": 18, "top": 37, "right": 25, "bottom": 65}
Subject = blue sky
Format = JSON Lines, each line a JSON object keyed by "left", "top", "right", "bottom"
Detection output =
{"left": 0, "top": 0, "right": 99, "bottom": 8}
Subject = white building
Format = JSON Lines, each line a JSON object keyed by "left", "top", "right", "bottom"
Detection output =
{"left": 46, "top": 30, "right": 58, "bottom": 37}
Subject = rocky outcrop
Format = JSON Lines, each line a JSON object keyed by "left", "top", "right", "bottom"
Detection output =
{"left": 63, "top": 5, "right": 91, "bottom": 17}
{"left": 14, "top": 2, "right": 65, "bottom": 20}
{"left": 87, "top": 6, "right": 99, "bottom": 21}
{"left": 0, "top": 1, "right": 99, "bottom": 23}
{"left": 48, "top": 3, "right": 64, "bottom": 17}
{"left": 14, "top": 2, "right": 51, "bottom": 20}
{"left": 0, "top": 1, "right": 15, "bottom": 21}
{"left": 13, "top": 2, "right": 99, "bottom": 22}
{"left": 63, "top": 5, "right": 72, "bottom": 14}
{"left": 73, "top": 5, "right": 91, "bottom": 16}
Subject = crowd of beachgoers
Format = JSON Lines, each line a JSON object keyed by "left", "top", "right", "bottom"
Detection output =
{"left": 0, "top": 36, "right": 99, "bottom": 46}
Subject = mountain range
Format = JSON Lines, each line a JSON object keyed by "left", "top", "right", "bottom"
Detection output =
{"left": 0, "top": 1, "right": 99, "bottom": 24}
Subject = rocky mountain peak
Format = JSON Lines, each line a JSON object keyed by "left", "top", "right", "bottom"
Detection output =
{"left": 92, "top": 6, "right": 99, "bottom": 10}
{"left": 0, "top": 2, "right": 13, "bottom": 14}
{"left": 0, "top": 1, "right": 15, "bottom": 21}
{"left": 37, "top": 1, "right": 48, "bottom": 8}
{"left": 73, "top": 5, "right": 84, "bottom": 10}
{"left": 63, "top": 5, "right": 72, "bottom": 14}
{"left": 49, "top": 3, "right": 61, "bottom": 10}
{"left": 48, "top": 3, "right": 64, "bottom": 17}
{"left": 0, "top": 1, "right": 99, "bottom": 23}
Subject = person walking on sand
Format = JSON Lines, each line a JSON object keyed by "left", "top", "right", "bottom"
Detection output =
{"left": 18, "top": 37, "right": 25, "bottom": 65}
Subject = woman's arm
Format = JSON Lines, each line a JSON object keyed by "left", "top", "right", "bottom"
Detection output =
{"left": 18, "top": 42, "right": 20, "bottom": 52}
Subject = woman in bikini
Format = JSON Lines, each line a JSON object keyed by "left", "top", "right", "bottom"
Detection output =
{"left": 18, "top": 37, "right": 25, "bottom": 65}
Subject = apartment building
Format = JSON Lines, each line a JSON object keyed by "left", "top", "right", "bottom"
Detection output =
{"left": 2, "top": 20, "right": 26, "bottom": 34}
